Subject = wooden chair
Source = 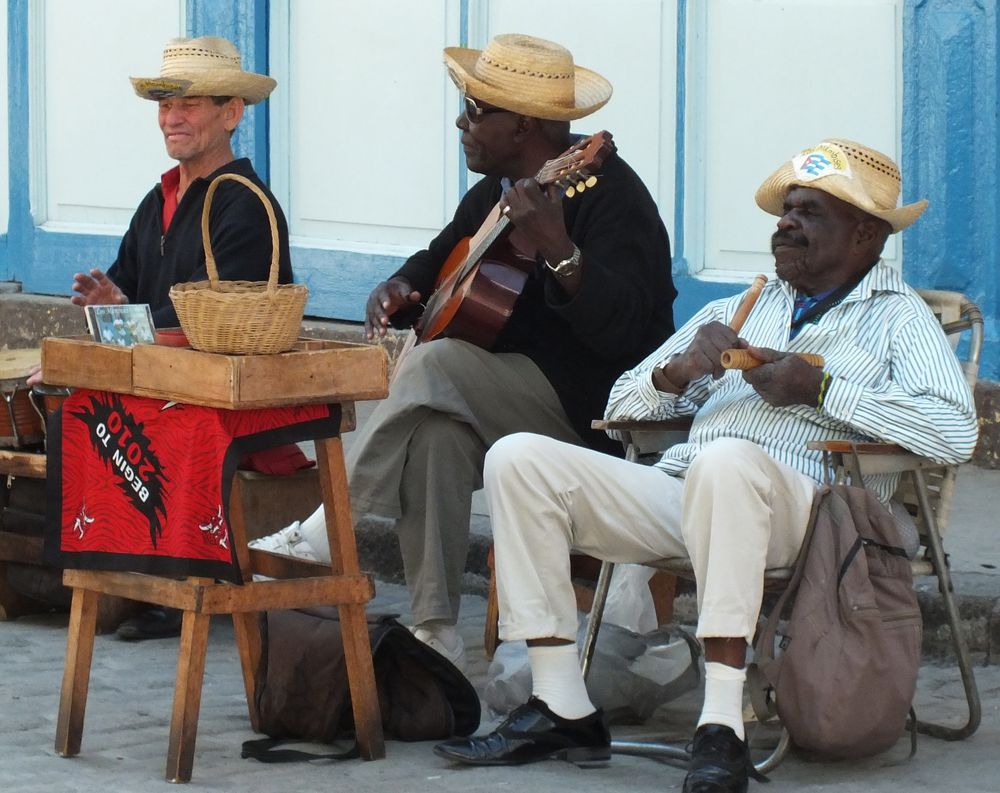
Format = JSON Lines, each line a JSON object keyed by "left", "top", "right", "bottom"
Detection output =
{"left": 581, "top": 289, "right": 983, "bottom": 769}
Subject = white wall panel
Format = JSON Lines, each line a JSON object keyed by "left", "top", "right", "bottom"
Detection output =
{"left": 39, "top": 0, "right": 184, "bottom": 231}
{"left": 274, "top": 0, "right": 461, "bottom": 252}
{"left": 691, "top": 0, "right": 901, "bottom": 277}
{"left": 473, "top": 0, "right": 677, "bottom": 239}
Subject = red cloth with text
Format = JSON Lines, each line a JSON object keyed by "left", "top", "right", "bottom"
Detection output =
{"left": 45, "top": 389, "right": 340, "bottom": 584}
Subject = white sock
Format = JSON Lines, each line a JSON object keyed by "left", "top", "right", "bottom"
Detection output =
{"left": 527, "top": 643, "right": 596, "bottom": 721}
{"left": 698, "top": 662, "right": 747, "bottom": 740}
{"left": 297, "top": 505, "right": 331, "bottom": 562}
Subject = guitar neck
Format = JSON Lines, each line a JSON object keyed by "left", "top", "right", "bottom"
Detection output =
{"left": 454, "top": 212, "right": 513, "bottom": 284}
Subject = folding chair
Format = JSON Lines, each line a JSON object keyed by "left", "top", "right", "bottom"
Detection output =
{"left": 579, "top": 289, "right": 983, "bottom": 769}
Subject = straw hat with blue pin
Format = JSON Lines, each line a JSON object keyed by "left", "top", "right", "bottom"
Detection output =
{"left": 754, "top": 138, "right": 927, "bottom": 232}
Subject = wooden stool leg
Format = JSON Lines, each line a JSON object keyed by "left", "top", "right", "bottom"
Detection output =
{"left": 231, "top": 611, "right": 262, "bottom": 730}
{"left": 55, "top": 587, "right": 99, "bottom": 757}
{"left": 165, "top": 606, "right": 212, "bottom": 783}
{"left": 316, "top": 436, "right": 385, "bottom": 760}
{"left": 227, "top": 475, "right": 262, "bottom": 730}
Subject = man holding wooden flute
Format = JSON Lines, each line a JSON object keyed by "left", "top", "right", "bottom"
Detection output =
{"left": 435, "top": 139, "right": 978, "bottom": 792}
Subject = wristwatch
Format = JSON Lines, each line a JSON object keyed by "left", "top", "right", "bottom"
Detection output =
{"left": 545, "top": 245, "right": 582, "bottom": 278}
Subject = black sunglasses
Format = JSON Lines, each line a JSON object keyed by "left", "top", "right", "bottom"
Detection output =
{"left": 463, "top": 95, "right": 510, "bottom": 123}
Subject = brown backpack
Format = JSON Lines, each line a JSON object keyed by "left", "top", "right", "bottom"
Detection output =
{"left": 749, "top": 484, "right": 922, "bottom": 759}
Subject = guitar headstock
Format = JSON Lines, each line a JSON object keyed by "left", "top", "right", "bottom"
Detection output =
{"left": 537, "top": 131, "right": 616, "bottom": 198}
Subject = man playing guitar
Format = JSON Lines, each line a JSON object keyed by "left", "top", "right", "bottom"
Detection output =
{"left": 252, "top": 33, "right": 676, "bottom": 670}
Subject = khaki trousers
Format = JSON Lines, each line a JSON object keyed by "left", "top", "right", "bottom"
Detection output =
{"left": 485, "top": 433, "right": 817, "bottom": 645}
{"left": 347, "top": 339, "right": 581, "bottom": 625}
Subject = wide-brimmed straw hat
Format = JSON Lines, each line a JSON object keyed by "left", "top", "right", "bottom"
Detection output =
{"left": 443, "top": 34, "right": 612, "bottom": 122}
{"left": 130, "top": 36, "right": 276, "bottom": 104}
{"left": 755, "top": 139, "right": 927, "bottom": 232}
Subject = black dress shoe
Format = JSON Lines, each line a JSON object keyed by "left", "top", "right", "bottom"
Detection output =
{"left": 434, "top": 696, "right": 610, "bottom": 767}
{"left": 683, "top": 724, "right": 768, "bottom": 792}
{"left": 117, "top": 606, "right": 183, "bottom": 641}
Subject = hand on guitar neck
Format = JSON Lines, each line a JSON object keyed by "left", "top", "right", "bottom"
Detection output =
{"left": 499, "top": 178, "right": 580, "bottom": 295}
{"left": 365, "top": 276, "right": 422, "bottom": 340}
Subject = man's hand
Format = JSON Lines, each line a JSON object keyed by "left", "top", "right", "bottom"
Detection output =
{"left": 26, "top": 363, "right": 44, "bottom": 388}
{"left": 365, "top": 277, "right": 422, "bottom": 339}
{"left": 741, "top": 346, "right": 825, "bottom": 408}
{"left": 655, "top": 322, "right": 745, "bottom": 392}
{"left": 70, "top": 268, "right": 126, "bottom": 307}
{"left": 500, "top": 179, "right": 574, "bottom": 266}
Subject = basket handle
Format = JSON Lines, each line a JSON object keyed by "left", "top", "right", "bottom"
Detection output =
{"left": 201, "top": 173, "right": 281, "bottom": 293}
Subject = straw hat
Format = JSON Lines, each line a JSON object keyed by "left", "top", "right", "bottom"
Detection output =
{"left": 130, "top": 36, "right": 276, "bottom": 104}
{"left": 755, "top": 139, "right": 928, "bottom": 232}
{"left": 443, "top": 34, "right": 612, "bottom": 121}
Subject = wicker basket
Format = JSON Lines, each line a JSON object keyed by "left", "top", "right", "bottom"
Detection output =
{"left": 169, "top": 173, "right": 308, "bottom": 355}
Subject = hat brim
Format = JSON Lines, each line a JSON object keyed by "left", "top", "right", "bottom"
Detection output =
{"left": 754, "top": 163, "right": 928, "bottom": 233}
{"left": 443, "top": 47, "right": 611, "bottom": 121}
{"left": 130, "top": 72, "right": 276, "bottom": 104}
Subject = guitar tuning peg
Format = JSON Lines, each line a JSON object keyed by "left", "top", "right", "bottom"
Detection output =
{"left": 564, "top": 186, "right": 576, "bottom": 198}
{"left": 585, "top": 175, "right": 598, "bottom": 188}
{"left": 576, "top": 181, "right": 587, "bottom": 192}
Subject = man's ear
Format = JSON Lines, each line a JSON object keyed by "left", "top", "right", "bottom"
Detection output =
{"left": 512, "top": 114, "right": 534, "bottom": 143}
{"left": 225, "top": 97, "right": 246, "bottom": 132}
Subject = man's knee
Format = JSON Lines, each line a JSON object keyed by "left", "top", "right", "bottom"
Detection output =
{"left": 484, "top": 432, "right": 552, "bottom": 491}
{"left": 688, "top": 437, "right": 769, "bottom": 484}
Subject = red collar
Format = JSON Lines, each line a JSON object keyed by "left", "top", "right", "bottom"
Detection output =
{"left": 161, "top": 165, "right": 181, "bottom": 232}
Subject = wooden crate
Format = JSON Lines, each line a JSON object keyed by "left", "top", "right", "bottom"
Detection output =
{"left": 41, "top": 336, "right": 133, "bottom": 392}
{"left": 40, "top": 337, "right": 388, "bottom": 409}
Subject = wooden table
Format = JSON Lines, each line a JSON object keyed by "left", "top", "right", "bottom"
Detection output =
{"left": 42, "top": 337, "right": 389, "bottom": 782}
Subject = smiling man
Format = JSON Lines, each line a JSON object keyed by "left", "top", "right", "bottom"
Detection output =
{"left": 251, "top": 33, "right": 676, "bottom": 671}
{"left": 433, "top": 139, "right": 978, "bottom": 792}
{"left": 66, "top": 36, "right": 292, "bottom": 641}
{"left": 69, "top": 35, "right": 291, "bottom": 329}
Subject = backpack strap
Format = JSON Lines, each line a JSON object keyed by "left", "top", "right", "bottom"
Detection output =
{"left": 240, "top": 736, "right": 360, "bottom": 763}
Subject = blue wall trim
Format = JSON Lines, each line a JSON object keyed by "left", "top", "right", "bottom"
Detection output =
{"left": 903, "top": 0, "right": 999, "bottom": 380}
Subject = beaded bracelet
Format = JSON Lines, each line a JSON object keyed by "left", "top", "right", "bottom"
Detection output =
{"left": 815, "top": 370, "right": 832, "bottom": 412}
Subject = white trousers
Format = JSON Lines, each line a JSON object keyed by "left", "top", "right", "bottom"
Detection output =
{"left": 485, "top": 433, "right": 818, "bottom": 645}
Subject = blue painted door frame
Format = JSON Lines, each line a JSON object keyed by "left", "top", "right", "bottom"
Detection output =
{"left": 3, "top": 0, "right": 998, "bottom": 379}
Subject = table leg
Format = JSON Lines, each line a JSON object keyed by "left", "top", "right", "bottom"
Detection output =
{"left": 316, "top": 436, "right": 385, "bottom": 760}
{"left": 55, "top": 587, "right": 99, "bottom": 757}
{"left": 165, "top": 604, "right": 212, "bottom": 783}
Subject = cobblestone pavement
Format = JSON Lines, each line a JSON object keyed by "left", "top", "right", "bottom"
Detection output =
{"left": 2, "top": 581, "right": 998, "bottom": 792}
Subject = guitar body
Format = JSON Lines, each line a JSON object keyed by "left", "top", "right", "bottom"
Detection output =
{"left": 415, "top": 131, "right": 615, "bottom": 350}
{"left": 417, "top": 231, "right": 535, "bottom": 349}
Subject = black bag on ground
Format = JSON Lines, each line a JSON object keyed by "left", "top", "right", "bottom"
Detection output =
{"left": 242, "top": 607, "right": 480, "bottom": 762}
{"left": 749, "top": 484, "right": 922, "bottom": 760}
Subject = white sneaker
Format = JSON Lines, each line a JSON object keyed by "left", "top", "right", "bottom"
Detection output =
{"left": 412, "top": 625, "right": 468, "bottom": 673}
{"left": 248, "top": 521, "right": 319, "bottom": 561}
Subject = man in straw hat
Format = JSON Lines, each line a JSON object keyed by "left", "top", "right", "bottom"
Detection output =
{"left": 67, "top": 35, "right": 292, "bottom": 329}
{"left": 434, "top": 139, "right": 977, "bottom": 789}
{"left": 250, "top": 33, "right": 676, "bottom": 670}
{"left": 54, "top": 35, "right": 294, "bottom": 641}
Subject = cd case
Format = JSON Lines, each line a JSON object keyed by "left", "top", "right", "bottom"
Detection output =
{"left": 84, "top": 304, "right": 156, "bottom": 346}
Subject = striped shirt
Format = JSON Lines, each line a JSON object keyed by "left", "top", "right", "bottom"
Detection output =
{"left": 605, "top": 262, "right": 979, "bottom": 503}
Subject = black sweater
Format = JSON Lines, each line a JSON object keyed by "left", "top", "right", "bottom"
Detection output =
{"left": 392, "top": 147, "right": 676, "bottom": 454}
{"left": 107, "top": 158, "right": 293, "bottom": 328}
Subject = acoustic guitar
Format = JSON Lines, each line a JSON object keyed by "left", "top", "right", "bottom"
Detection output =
{"left": 415, "top": 131, "right": 616, "bottom": 350}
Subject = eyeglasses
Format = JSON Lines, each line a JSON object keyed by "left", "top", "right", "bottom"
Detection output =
{"left": 463, "top": 95, "right": 509, "bottom": 123}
